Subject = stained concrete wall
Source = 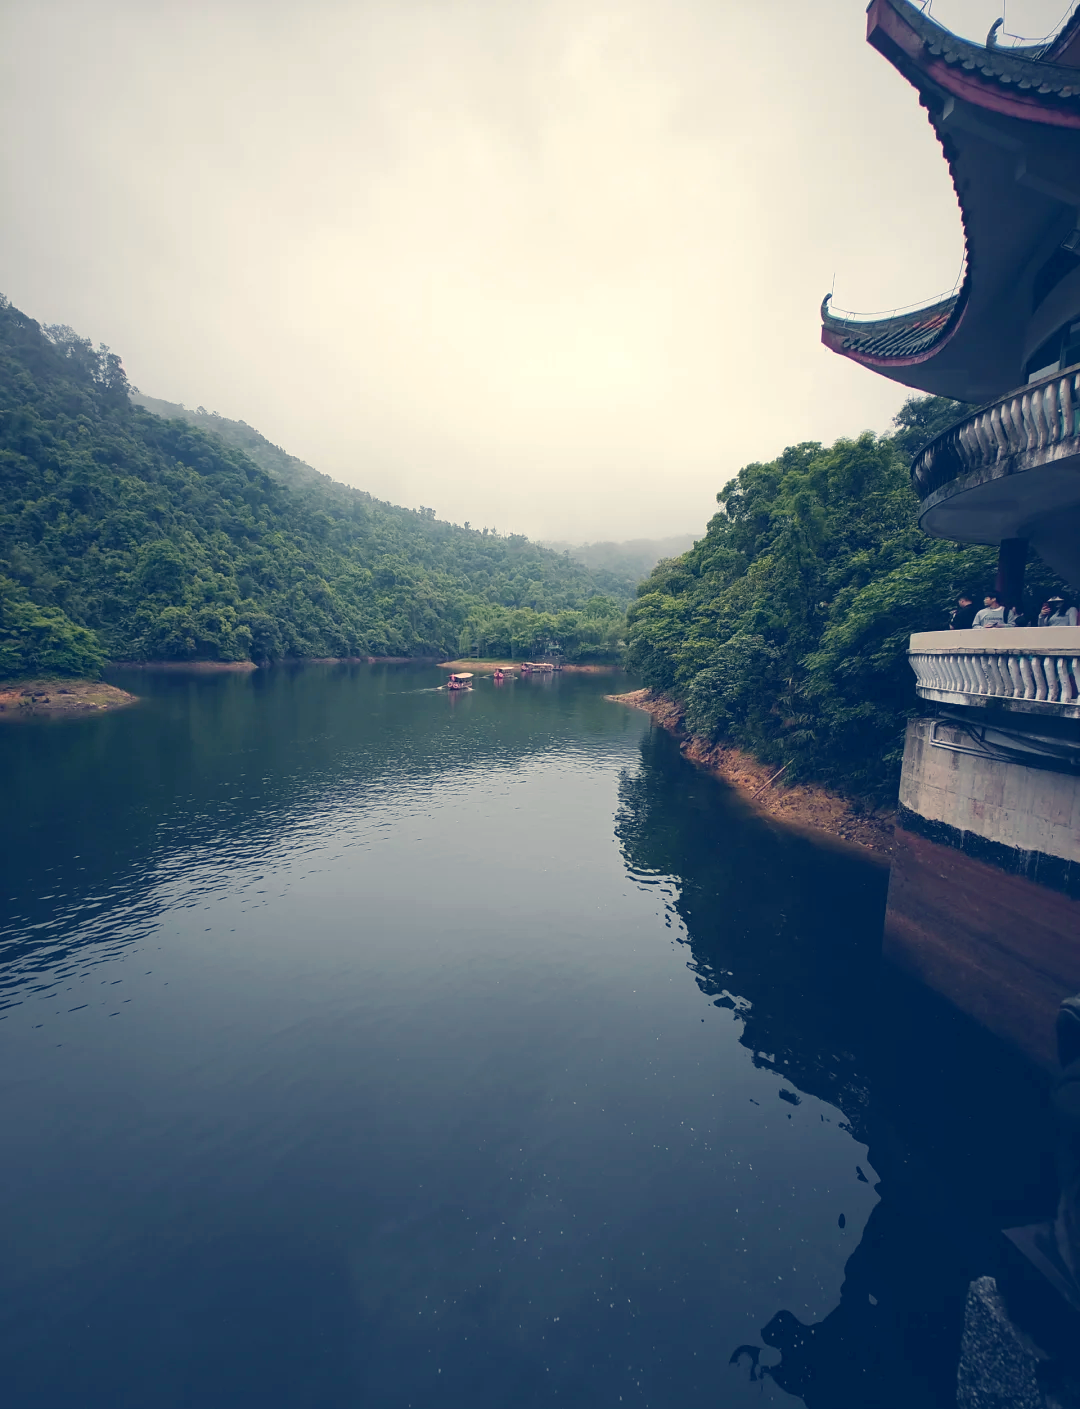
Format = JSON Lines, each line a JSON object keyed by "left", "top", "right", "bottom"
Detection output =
{"left": 898, "top": 717, "right": 1080, "bottom": 865}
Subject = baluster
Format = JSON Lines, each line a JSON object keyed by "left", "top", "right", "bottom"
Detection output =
{"left": 1056, "top": 655, "right": 1074, "bottom": 702}
{"left": 1043, "top": 380, "right": 1060, "bottom": 445}
{"left": 994, "top": 654, "right": 1009, "bottom": 694}
{"left": 1018, "top": 654, "right": 1036, "bottom": 699}
{"left": 949, "top": 655, "right": 963, "bottom": 691}
{"left": 1036, "top": 386, "right": 1051, "bottom": 448}
{"left": 989, "top": 402, "right": 1006, "bottom": 460}
{"left": 974, "top": 412, "right": 993, "bottom": 465}
{"left": 958, "top": 421, "right": 976, "bottom": 470}
{"left": 1028, "top": 388, "right": 1043, "bottom": 449}
{"left": 1005, "top": 655, "right": 1023, "bottom": 697}
{"left": 961, "top": 653, "right": 981, "bottom": 694}
{"left": 1059, "top": 375, "right": 1073, "bottom": 441}
{"left": 1032, "top": 655, "right": 1049, "bottom": 701}
{"left": 977, "top": 654, "right": 996, "bottom": 695}
{"left": 997, "top": 653, "right": 1013, "bottom": 695}
{"left": 1072, "top": 659, "right": 1080, "bottom": 701}
{"left": 998, "top": 398, "right": 1016, "bottom": 453}
{"left": 996, "top": 397, "right": 1012, "bottom": 452}
{"left": 1012, "top": 396, "right": 1028, "bottom": 451}
{"left": 1045, "top": 657, "right": 1061, "bottom": 703}
{"left": 1021, "top": 391, "right": 1035, "bottom": 450}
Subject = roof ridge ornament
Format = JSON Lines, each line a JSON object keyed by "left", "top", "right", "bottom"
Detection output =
{"left": 987, "top": 18, "right": 1003, "bottom": 50}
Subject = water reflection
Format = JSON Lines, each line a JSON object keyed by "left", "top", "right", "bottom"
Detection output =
{"left": 0, "top": 668, "right": 1060, "bottom": 1408}
{"left": 615, "top": 738, "right": 884, "bottom": 1136}
{"left": 617, "top": 726, "right": 1058, "bottom": 1407}
{"left": 0, "top": 663, "right": 639, "bottom": 1011}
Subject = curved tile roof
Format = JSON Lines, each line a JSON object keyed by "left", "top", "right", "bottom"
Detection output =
{"left": 821, "top": 291, "right": 965, "bottom": 363}
{"left": 821, "top": 0, "right": 1080, "bottom": 385}
{"left": 872, "top": 0, "right": 1080, "bottom": 124}
{"left": 896, "top": 0, "right": 1080, "bottom": 100}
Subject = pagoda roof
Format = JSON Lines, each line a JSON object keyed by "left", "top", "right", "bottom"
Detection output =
{"left": 821, "top": 289, "right": 963, "bottom": 365}
{"left": 821, "top": 0, "right": 1080, "bottom": 403}
{"left": 868, "top": 0, "right": 1080, "bottom": 123}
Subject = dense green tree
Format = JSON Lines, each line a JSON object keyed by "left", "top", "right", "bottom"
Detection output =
{"left": 0, "top": 298, "right": 628, "bottom": 676}
{"left": 0, "top": 575, "right": 105, "bottom": 679}
{"left": 625, "top": 397, "right": 1069, "bottom": 800}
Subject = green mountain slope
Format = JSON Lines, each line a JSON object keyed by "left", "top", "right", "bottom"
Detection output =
{"left": 133, "top": 394, "right": 395, "bottom": 505}
{"left": 0, "top": 299, "right": 625, "bottom": 674}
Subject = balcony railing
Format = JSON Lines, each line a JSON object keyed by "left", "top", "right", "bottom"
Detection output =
{"left": 911, "top": 368, "right": 1080, "bottom": 502}
{"left": 908, "top": 628, "right": 1080, "bottom": 718}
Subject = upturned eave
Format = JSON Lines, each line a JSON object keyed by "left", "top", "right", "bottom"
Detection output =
{"left": 867, "top": 0, "right": 1080, "bottom": 130}
{"left": 820, "top": 0, "right": 1080, "bottom": 403}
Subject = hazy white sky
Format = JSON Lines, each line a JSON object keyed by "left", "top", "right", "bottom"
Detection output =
{"left": 1, "top": 0, "right": 1074, "bottom": 539}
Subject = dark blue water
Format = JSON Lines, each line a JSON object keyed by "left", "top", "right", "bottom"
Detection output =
{"left": 0, "top": 665, "right": 1054, "bottom": 1407}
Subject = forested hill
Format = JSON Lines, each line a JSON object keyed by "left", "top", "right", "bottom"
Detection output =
{"left": 132, "top": 393, "right": 359, "bottom": 499}
{"left": 624, "top": 398, "right": 1067, "bottom": 801}
{"left": 0, "top": 298, "right": 626, "bottom": 677}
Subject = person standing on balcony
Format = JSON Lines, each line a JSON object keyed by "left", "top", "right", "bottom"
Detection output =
{"left": 1006, "top": 601, "right": 1028, "bottom": 627}
{"left": 973, "top": 594, "right": 1006, "bottom": 628}
{"left": 950, "top": 594, "right": 977, "bottom": 630}
{"left": 1039, "top": 596, "right": 1079, "bottom": 627}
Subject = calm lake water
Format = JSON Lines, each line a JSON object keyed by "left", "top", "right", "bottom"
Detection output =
{"left": 0, "top": 665, "right": 1055, "bottom": 1408}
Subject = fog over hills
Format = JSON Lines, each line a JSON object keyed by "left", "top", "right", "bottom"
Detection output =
{"left": 542, "top": 536, "right": 697, "bottom": 582}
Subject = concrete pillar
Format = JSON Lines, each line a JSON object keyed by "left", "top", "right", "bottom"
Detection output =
{"left": 997, "top": 537, "right": 1028, "bottom": 616}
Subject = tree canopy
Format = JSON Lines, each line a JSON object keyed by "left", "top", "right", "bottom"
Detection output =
{"left": 0, "top": 298, "right": 629, "bottom": 677}
{"left": 624, "top": 397, "right": 1069, "bottom": 800}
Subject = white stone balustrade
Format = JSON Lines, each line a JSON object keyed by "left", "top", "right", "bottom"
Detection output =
{"left": 908, "top": 628, "right": 1080, "bottom": 718}
{"left": 911, "top": 370, "right": 1080, "bottom": 502}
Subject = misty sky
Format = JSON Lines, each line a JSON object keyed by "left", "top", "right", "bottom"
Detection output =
{"left": 1, "top": 1, "right": 1072, "bottom": 540}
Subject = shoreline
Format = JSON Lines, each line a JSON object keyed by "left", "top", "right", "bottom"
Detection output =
{"left": 0, "top": 679, "right": 138, "bottom": 718}
{"left": 109, "top": 656, "right": 442, "bottom": 670}
{"left": 608, "top": 689, "right": 894, "bottom": 858}
{"left": 105, "top": 656, "right": 616, "bottom": 673}
{"left": 438, "top": 659, "right": 618, "bottom": 674}
{"left": 109, "top": 659, "right": 258, "bottom": 672}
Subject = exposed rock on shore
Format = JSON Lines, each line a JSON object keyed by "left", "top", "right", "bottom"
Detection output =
{"left": 608, "top": 689, "right": 894, "bottom": 857}
{"left": 0, "top": 680, "right": 137, "bottom": 718}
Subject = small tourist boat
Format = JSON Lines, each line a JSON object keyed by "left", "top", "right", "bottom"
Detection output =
{"left": 493, "top": 668, "right": 505, "bottom": 682}
{"left": 445, "top": 672, "right": 474, "bottom": 691}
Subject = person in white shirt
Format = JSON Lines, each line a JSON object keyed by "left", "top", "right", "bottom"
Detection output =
{"left": 1039, "top": 596, "right": 1079, "bottom": 627}
{"left": 973, "top": 594, "right": 1006, "bottom": 627}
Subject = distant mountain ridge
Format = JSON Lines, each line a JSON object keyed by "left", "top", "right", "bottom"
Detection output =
{"left": 134, "top": 397, "right": 690, "bottom": 590}
{"left": 542, "top": 535, "right": 697, "bottom": 582}
{"left": 0, "top": 298, "right": 627, "bottom": 676}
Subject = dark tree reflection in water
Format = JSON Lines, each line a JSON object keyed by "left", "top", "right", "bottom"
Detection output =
{"left": 616, "top": 726, "right": 1057, "bottom": 1409}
